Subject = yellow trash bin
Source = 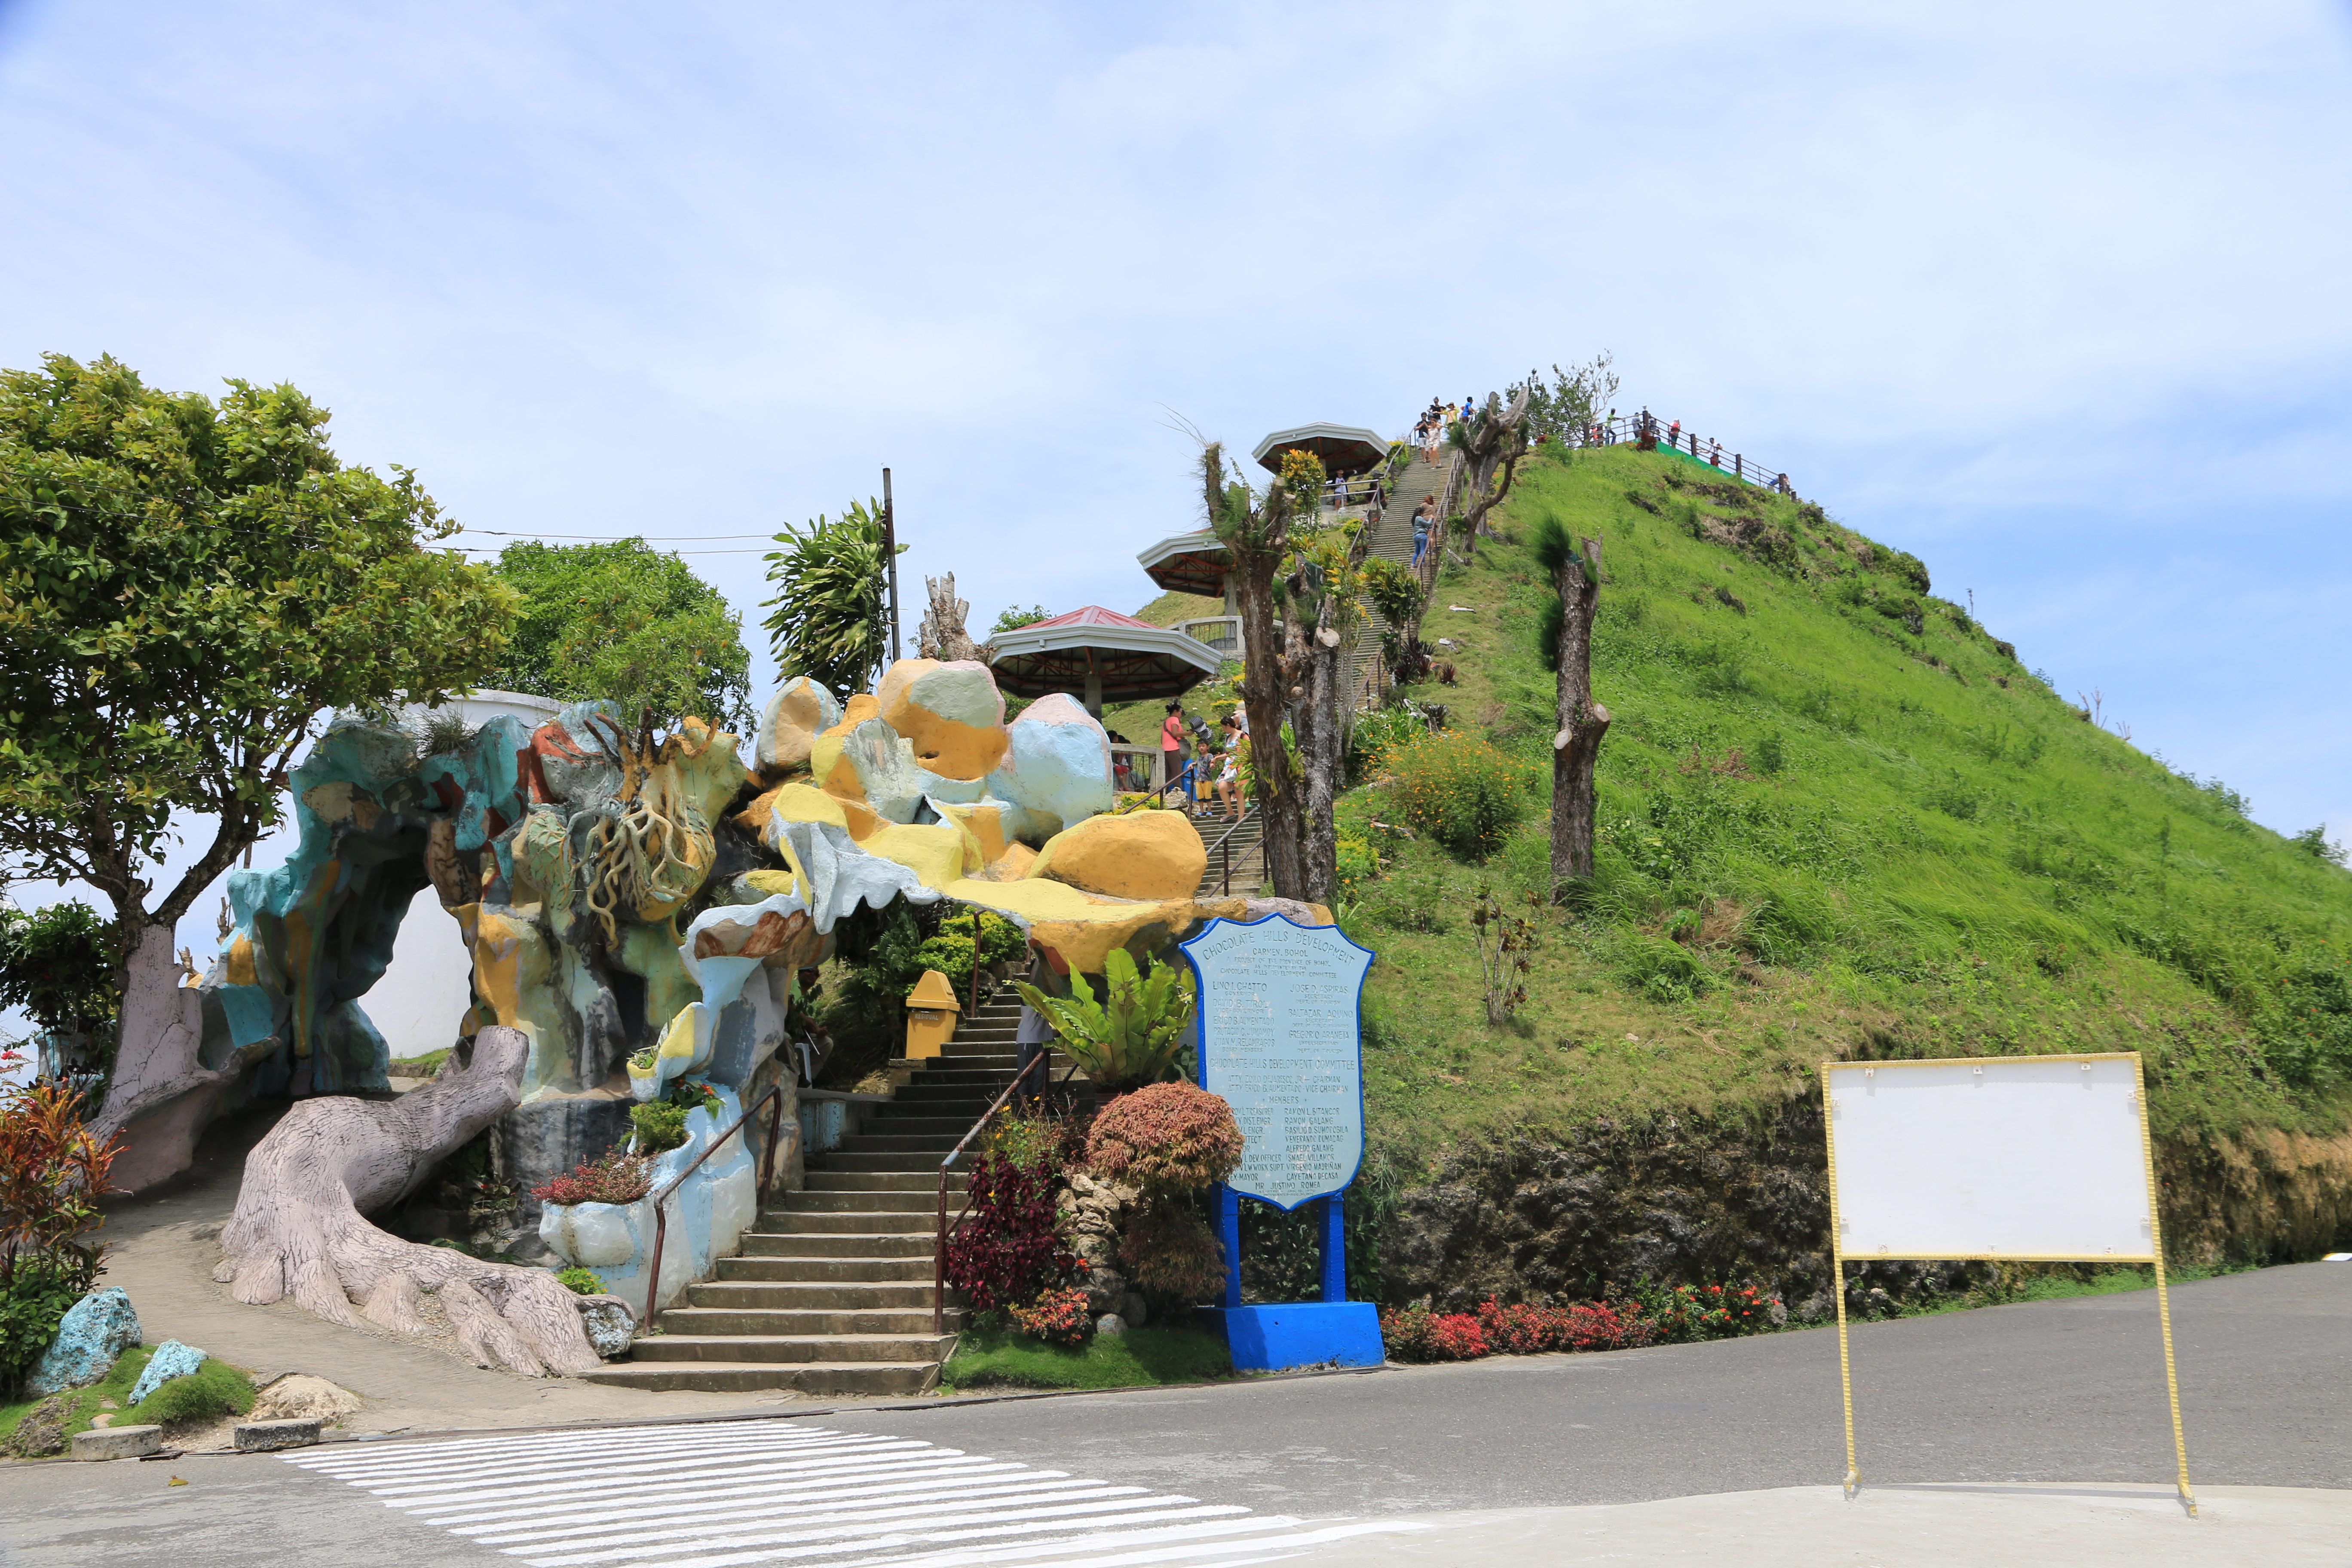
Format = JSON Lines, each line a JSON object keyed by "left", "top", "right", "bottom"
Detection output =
{"left": 903, "top": 968, "right": 963, "bottom": 1060}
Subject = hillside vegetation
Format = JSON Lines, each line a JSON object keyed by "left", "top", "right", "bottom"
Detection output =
{"left": 1338, "top": 443, "right": 2352, "bottom": 1195}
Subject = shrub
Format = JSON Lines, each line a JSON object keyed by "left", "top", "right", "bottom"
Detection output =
{"left": 915, "top": 908, "right": 1027, "bottom": 995}
{"left": 530, "top": 1148, "right": 652, "bottom": 1207}
{"left": 555, "top": 1267, "right": 608, "bottom": 1295}
{"left": 0, "top": 1256, "right": 91, "bottom": 1396}
{"left": 1632, "top": 1281, "right": 1782, "bottom": 1342}
{"left": 1118, "top": 1200, "right": 1225, "bottom": 1302}
{"left": 1378, "top": 1303, "right": 1489, "bottom": 1361}
{"left": 135, "top": 1354, "right": 254, "bottom": 1428}
{"left": 942, "top": 1154, "right": 1083, "bottom": 1311}
{"left": 0, "top": 1082, "right": 116, "bottom": 1394}
{"left": 1384, "top": 732, "right": 1533, "bottom": 857}
{"left": 1085, "top": 1083, "right": 1243, "bottom": 1195}
{"left": 630, "top": 1101, "right": 690, "bottom": 1154}
{"left": 1007, "top": 1284, "right": 1093, "bottom": 1346}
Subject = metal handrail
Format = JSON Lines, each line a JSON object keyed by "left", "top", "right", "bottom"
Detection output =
{"left": 638, "top": 1081, "right": 786, "bottom": 1332}
{"left": 1202, "top": 805, "right": 1257, "bottom": 897}
{"left": 931, "top": 1050, "right": 1055, "bottom": 1334}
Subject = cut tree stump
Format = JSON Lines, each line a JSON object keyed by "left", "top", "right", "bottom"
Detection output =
{"left": 213, "top": 1026, "right": 620, "bottom": 1376}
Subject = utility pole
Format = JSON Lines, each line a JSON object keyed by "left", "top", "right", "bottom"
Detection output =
{"left": 882, "top": 466, "right": 902, "bottom": 666}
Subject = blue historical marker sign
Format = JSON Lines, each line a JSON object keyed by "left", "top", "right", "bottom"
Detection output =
{"left": 1182, "top": 913, "right": 1375, "bottom": 1211}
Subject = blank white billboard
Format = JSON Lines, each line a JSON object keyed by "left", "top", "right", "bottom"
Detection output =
{"left": 1825, "top": 1054, "right": 2156, "bottom": 1262}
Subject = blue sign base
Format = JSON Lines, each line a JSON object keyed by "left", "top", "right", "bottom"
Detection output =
{"left": 1204, "top": 1302, "right": 1385, "bottom": 1373}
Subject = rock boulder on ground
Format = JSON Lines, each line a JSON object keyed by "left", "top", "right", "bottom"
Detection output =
{"left": 28, "top": 1287, "right": 141, "bottom": 1397}
{"left": 1032, "top": 810, "right": 1205, "bottom": 902}
{"left": 250, "top": 1374, "right": 364, "bottom": 1422}
{"left": 576, "top": 1297, "right": 636, "bottom": 1359}
{"left": 127, "top": 1340, "right": 207, "bottom": 1405}
{"left": 6, "top": 1396, "right": 71, "bottom": 1458}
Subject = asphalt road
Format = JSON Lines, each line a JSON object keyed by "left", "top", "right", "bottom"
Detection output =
{"left": 3, "top": 1262, "right": 2342, "bottom": 1567}
{"left": 819, "top": 1261, "right": 2351, "bottom": 1510}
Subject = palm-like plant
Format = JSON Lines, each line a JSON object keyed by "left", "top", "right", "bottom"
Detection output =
{"left": 1014, "top": 949, "right": 1195, "bottom": 1091}
{"left": 760, "top": 500, "right": 899, "bottom": 701}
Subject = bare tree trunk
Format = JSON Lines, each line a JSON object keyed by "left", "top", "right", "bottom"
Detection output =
{"left": 1238, "top": 562, "right": 1305, "bottom": 900}
{"left": 1297, "top": 616, "right": 1347, "bottom": 906}
{"left": 918, "top": 573, "right": 982, "bottom": 662}
{"left": 1457, "top": 389, "right": 1532, "bottom": 557}
{"left": 1550, "top": 537, "right": 1612, "bottom": 891}
{"left": 213, "top": 1026, "right": 616, "bottom": 1375}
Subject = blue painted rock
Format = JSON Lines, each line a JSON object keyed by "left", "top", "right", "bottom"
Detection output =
{"left": 127, "top": 1339, "right": 208, "bottom": 1405}
{"left": 987, "top": 694, "right": 1115, "bottom": 844}
{"left": 28, "top": 1287, "right": 141, "bottom": 1397}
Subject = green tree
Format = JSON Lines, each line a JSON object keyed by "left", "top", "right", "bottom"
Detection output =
{"left": 0, "top": 900, "right": 116, "bottom": 1070}
{"left": 0, "top": 352, "right": 514, "bottom": 1141}
{"left": 762, "top": 500, "right": 900, "bottom": 701}
{"left": 487, "top": 538, "right": 751, "bottom": 733}
{"left": 989, "top": 604, "right": 1048, "bottom": 637}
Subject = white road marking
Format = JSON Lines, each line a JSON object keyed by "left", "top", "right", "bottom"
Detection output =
{"left": 285, "top": 1421, "right": 1425, "bottom": 1567}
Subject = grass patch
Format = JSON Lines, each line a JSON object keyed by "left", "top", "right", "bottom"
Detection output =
{"left": 388, "top": 1048, "right": 450, "bottom": 1078}
{"left": 1341, "top": 442, "right": 2352, "bottom": 1187}
{"left": 940, "top": 1323, "right": 1234, "bottom": 1393}
{"left": 0, "top": 1344, "right": 256, "bottom": 1455}
{"left": 1896, "top": 1260, "right": 2250, "bottom": 1319}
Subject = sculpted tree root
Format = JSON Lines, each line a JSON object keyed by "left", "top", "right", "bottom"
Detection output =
{"left": 214, "top": 1025, "right": 612, "bottom": 1376}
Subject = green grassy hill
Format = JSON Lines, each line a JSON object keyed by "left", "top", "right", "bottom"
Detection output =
{"left": 1332, "top": 443, "right": 2352, "bottom": 1272}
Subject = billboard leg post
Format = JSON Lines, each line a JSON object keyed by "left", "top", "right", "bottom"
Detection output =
{"left": 2137, "top": 1056, "right": 2197, "bottom": 1517}
{"left": 1833, "top": 1254, "right": 1857, "bottom": 1495}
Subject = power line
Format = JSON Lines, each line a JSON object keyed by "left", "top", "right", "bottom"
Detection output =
{"left": 448, "top": 528, "right": 780, "bottom": 541}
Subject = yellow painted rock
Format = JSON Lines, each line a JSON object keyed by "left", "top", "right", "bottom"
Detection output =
{"left": 944, "top": 876, "right": 1199, "bottom": 975}
{"left": 755, "top": 676, "right": 842, "bottom": 779}
{"left": 876, "top": 659, "right": 1010, "bottom": 781}
{"left": 1028, "top": 810, "right": 1206, "bottom": 901}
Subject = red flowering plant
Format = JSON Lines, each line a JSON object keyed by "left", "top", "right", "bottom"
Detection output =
{"left": 1007, "top": 1284, "right": 1093, "bottom": 1347}
{"left": 1382, "top": 1296, "right": 1660, "bottom": 1363}
{"left": 1632, "top": 1280, "right": 1782, "bottom": 1343}
{"left": 1378, "top": 1303, "right": 1490, "bottom": 1361}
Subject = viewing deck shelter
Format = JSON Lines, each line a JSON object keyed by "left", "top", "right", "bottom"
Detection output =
{"left": 987, "top": 605, "right": 1223, "bottom": 720}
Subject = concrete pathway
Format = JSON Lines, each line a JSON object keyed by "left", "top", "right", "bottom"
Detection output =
{"left": 90, "top": 1103, "right": 833, "bottom": 1436}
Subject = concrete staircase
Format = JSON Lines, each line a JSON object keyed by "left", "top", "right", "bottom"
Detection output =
{"left": 582, "top": 989, "right": 1028, "bottom": 1396}
{"left": 1196, "top": 808, "right": 1265, "bottom": 900}
{"left": 1344, "top": 451, "right": 1451, "bottom": 704}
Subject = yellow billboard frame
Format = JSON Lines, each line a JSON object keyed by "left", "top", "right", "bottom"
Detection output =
{"left": 1821, "top": 1050, "right": 2194, "bottom": 1515}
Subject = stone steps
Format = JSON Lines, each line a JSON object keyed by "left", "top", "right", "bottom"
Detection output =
{"left": 597, "top": 1049, "right": 1020, "bottom": 1395}
{"left": 581, "top": 1360, "right": 944, "bottom": 1395}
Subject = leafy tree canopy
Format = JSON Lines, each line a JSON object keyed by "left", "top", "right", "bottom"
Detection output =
{"left": 762, "top": 499, "right": 900, "bottom": 701}
{"left": 0, "top": 901, "right": 115, "bottom": 1057}
{"left": 989, "top": 605, "right": 1048, "bottom": 637}
{"left": 486, "top": 538, "right": 751, "bottom": 734}
{"left": 0, "top": 352, "right": 515, "bottom": 940}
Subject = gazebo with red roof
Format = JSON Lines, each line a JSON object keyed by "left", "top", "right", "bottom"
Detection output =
{"left": 986, "top": 606, "right": 1223, "bottom": 718}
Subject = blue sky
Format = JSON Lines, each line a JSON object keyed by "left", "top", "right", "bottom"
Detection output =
{"left": 3, "top": 0, "right": 2350, "bottom": 975}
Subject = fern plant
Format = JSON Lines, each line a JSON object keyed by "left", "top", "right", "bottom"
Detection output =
{"left": 1014, "top": 949, "right": 1195, "bottom": 1091}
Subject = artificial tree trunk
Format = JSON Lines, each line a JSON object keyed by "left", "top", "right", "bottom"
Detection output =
{"left": 1550, "top": 536, "right": 1613, "bottom": 890}
{"left": 213, "top": 1025, "right": 614, "bottom": 1376}
{"left": 1236, "top": 557, "right": 1306, "bottom": 900}
{"left": 92, "top": 920, "right": 220, "bottom": 1191}
{"left": 1296, "top": 617, "right": 1348, "bottom": 906}
{"left": 918, "top": 573, "right": 983, "bottom": 663}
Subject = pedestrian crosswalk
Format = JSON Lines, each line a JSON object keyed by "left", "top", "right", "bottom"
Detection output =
{"left": 282, "top": 1418, "right": 1426, "bottom": 1567}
